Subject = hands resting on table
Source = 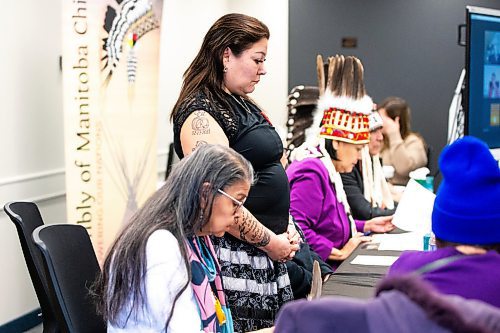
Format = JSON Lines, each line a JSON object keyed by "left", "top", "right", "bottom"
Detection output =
{"left": 329, "top": 215, "right": 395, "bottom": 261}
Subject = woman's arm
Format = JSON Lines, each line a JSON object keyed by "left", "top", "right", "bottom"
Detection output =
{"left": 180, "top": 110, "right": 229, "bottom": 154}
{"left": 289, "top": 163, "right": 341, "bottom": 261}
{"left": 228, "top": 207, "right": 298, "bottom": 261}
{"left": 180, "top": 111, "right": 296, "bottom": 260}
{"left": 131, "top": 230, "right": 201, "bottom": 331}
{"left": 328, "top": 234, "right": 371, "bottom": 261}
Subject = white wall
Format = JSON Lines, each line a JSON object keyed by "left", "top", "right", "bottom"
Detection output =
{"left": 0, "top": 0, "right": 288, "bottom": 326}
{"left": 0, "top": 0, "right": 66, "bottom": 325}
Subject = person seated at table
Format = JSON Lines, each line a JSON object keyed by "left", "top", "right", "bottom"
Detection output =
{"left": 93, "top": 144, "right": 254, "bottom": 332}
{"left": 287, "top": 54, "right": 395, "bottom": 270}
{"left": 341, "top": 111, "right": 396, "bottom": 220}
{"left": 388, "top": 136, "right": 500, "bottom": 308}
{"left": 378, "top": 97, "right": 427, "bottom": 186}
{"left": 273, "top": 273, "right": 500, "bottom": 333}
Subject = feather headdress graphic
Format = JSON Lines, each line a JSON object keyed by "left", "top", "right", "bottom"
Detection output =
{"left": 98, "top": 0, "right": 162, "bottom": 225}
{"left": 101, "top": 0, "right": 161, "bottom": 85}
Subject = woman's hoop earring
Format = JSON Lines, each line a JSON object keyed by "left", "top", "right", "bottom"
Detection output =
{"left": 223, "top": 66, "right": 228, "bottom": 73}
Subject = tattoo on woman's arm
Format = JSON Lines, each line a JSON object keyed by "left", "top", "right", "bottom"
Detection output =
{"left": 237, "top": 209, "right": 271, "bottom": 247}
{"left": 192, "top": 140, "right": 207, "bottom": 151}
{"left": 253, "top": 230, "right": 271, "bottom": 248}
{"left": 191, "top": 111, "right": 210, "bottom": 135}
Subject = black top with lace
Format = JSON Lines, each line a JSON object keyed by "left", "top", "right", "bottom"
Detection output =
{"left": 173, "top": 90, "right": 289, "bottom": 234}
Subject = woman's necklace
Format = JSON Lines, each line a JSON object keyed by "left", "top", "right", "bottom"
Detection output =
{"left": 230, "top": 94, "right": 252, "bottom": 113}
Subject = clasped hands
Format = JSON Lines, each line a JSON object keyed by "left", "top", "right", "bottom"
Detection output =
{"left": 266, "top": 219, "right": 301, "bottom": 262}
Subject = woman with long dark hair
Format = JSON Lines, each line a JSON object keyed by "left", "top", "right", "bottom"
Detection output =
{"left": 171, "top": 13, "right": 299, "bottom": 331}
{"left": 94, "top": 144, "right": 254, "bottom": 332}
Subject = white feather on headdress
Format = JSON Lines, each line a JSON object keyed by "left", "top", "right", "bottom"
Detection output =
{"left": 361, "top": 147, "right": 395, "bottom": 210}
{"left": 317, "top": 92, "right": 373, "bottom": 116}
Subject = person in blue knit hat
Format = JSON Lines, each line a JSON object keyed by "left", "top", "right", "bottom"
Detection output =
{"left": 388, "top": 136, "right": 500, "bottom": 307}
{"left": 272, "top": 136, "right": 500, "bottom": 332}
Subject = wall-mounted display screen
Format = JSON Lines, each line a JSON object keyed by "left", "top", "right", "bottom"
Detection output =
{"left": 466, "top": 6, "right": 500, "bottom": 149}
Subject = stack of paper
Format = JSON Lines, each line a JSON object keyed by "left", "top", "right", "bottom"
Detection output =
{"left": 371, "top": 232, "right": 424, "bottom": 251}
{"left": 392, "top": 179, "right": 436, "bottom": 233}
{"left": 350, "top": 255, "right": 399, "bottom": 266}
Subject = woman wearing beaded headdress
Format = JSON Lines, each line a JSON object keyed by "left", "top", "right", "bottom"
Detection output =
{"left": 287, "top": 55, "right": 395, "bottom": 269}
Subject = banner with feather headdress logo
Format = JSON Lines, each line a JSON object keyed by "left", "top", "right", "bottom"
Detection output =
{"left": 62, "top": 0, "right": 162, "bottom": 262}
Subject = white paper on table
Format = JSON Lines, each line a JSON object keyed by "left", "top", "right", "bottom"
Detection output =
{"left": 371, "top": 232, "right": 424, "bottom": 251}
{"left": 392, "top": 179, "right": 436, "bottom": 233}
{"left": 350, "top": 255, "right": 399, "bottom": 266}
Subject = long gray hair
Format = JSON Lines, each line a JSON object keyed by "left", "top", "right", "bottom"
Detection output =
{"left": 93, "top": 144, "right": 254, "bottom": 329}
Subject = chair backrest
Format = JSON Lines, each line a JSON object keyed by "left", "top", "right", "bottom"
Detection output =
{"left": 3, "top": 201, "right": 60, "bottom": 333}
{"left": 33, "top": 224, "right": 106, "bottom": 333}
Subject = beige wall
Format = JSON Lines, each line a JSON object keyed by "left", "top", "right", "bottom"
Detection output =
{"left": 0, "top": 0, "right": 288, "bottom": 326}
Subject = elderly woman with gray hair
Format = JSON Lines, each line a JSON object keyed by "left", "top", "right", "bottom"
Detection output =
{"left": 93, "top": 144, "right": 254, "bottom": 333}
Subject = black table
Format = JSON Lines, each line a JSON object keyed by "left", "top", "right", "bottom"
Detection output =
{"left": 322, "top": 241, "right": 402, "bottom": 299}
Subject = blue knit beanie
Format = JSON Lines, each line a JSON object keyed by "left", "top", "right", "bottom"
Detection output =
{"left": 432, "top": 136, "right": 500, "bottom": 245}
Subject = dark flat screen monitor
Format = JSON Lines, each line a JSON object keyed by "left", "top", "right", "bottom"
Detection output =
{"left": 465, "top": 6, "right": 500, "bottom": 151}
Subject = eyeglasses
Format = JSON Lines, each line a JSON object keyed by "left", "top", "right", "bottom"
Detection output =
{"left": 217, "top": 189, "right": 246, "bottom": 214}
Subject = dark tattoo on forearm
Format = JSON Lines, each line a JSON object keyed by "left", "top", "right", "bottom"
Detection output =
{"left": 253, "top": 231, "right": 271, "bottom": 247}
{"left": 236, "top": 209, "right": 271, "bottom": 247}
{"left": 192, "top": 140, "right": 207, "bottom": 151}
{"left": 191, "top": 111, "right": 210, "bottom": 135}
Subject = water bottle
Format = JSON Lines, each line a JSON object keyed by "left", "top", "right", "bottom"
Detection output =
{"left": 423, "top": 232, "right": 436, "bottom": 251}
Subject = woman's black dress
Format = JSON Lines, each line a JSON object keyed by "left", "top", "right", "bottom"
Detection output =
{"left": 173, "top": 91, "right": 293, "bottom": 332}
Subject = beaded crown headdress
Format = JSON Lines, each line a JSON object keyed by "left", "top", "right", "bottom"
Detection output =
{"left": 315, "top": 55, "right": 372, "bottom": 144}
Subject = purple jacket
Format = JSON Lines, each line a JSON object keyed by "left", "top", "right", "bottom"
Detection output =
{"left": 287, "top": 157, "right": 365, "bottom": 265}
{"left": 274, "top": 274, "right": 500, "bottom": 333}
{"left": 388, "top": 247, "right": 500, "bottom": 308}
